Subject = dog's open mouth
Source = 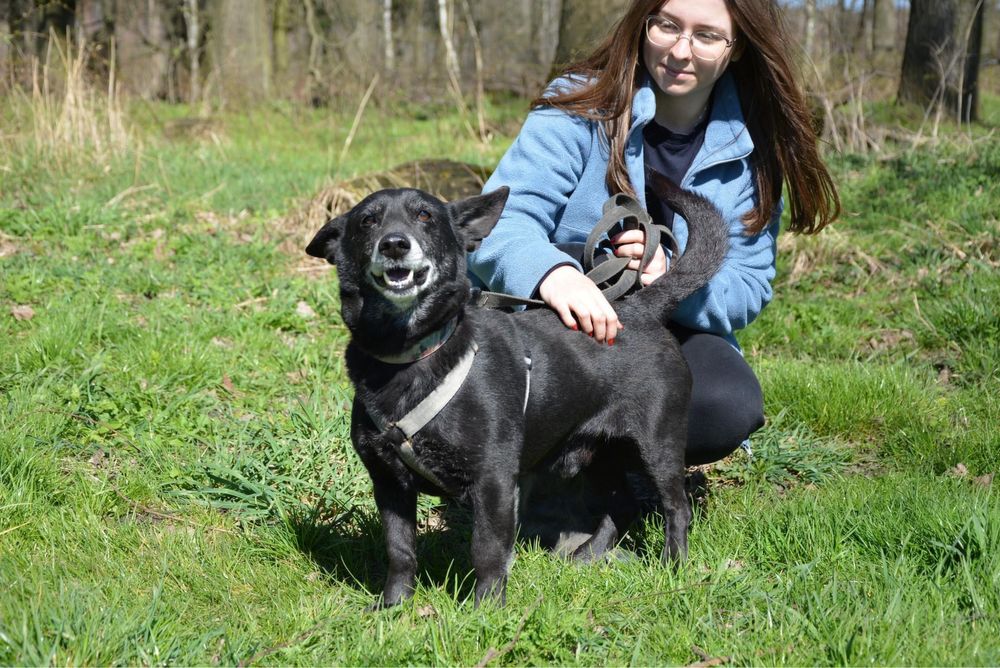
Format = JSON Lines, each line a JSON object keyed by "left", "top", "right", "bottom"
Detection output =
{"left": 371, "top": 263, "right": 433, "bottom": 294}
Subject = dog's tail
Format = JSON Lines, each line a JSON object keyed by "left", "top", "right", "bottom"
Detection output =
{"left": 621, "top": 169, "right": 729, "bottom": 324}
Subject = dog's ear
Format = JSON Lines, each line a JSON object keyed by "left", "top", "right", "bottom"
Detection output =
{"left": 448, "top": 187, "right": 510, "bottom": 252}
{"left": 305, "top": 215, "right": 346, "bottom": 265}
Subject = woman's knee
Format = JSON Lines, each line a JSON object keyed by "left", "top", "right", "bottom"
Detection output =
{"left": 690, "top": 381, "right": 763, "bottom": 441}
{"left": 683, "top": 358, "right": 764, "bottom": 465}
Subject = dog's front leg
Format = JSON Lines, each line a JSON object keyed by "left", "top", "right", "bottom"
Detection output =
{"left": 371, "top": 474, "right": 418, "bottom": 609}
{"left": 470, "top": 471, "right": 518, "bottom": 607}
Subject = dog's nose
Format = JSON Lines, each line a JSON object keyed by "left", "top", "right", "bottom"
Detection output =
{"left": 378, "top": 234, "right": 411, "bottom": 260}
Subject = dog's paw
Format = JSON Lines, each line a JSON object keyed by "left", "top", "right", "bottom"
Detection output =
{"left": 365, "top": 596, "right": 402, "bottom": 612}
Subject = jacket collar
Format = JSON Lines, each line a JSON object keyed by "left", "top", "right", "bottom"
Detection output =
{"left": 631, "top": 70, "right": 754, "bottom": 176}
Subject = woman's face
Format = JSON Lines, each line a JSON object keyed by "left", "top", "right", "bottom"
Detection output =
{"left": 642, "top": 0, "right": 737, "bottom": 101}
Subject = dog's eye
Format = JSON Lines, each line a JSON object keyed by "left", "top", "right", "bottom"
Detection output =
{"left": 416, "top": 210, "right": 432, "bottom": 223}
{"left": 361, "top": 214, "right": 377, "bottom": 227}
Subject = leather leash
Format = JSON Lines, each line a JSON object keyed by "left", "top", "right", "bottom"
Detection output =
{"left": 473, "top": 193, "right": 677, "bottom": 309}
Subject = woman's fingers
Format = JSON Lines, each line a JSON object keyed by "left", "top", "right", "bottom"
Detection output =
{"left": 538, "top": 265, "right": 622, "bottom": 344}
{"left": 609, "top": 228, "right": 645, "bottom": 248}
{"left": 613, "top": 241, "right": 646, "bottom": 259}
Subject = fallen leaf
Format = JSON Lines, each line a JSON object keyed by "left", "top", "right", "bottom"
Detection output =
{"left": 211, "top": 337, "right": 234, "bottom": 349}
{"left": 296, "top": 300, "right": 316, "bottom": 319}
{"left": 89, "top": 449, "right": 106, "bottom": 468}
{"left": 286, "top": 369, "right": 308, "bottom": 384}
{"left": 0, "top": 232, "right": 19, "bottom": 257}
{"left": 973, "top": 473, "right": 994, "bottom": 488}
{"left": 688, "top": 645, "right": 731, "bottom": 668}
{"left": 11, "top": 304, "right": 35, "bottom": 320}
{"left": 221, "top": 374, "right": 243, "bottom": 397}
{"left": 949, "top": 463, "right": 969, "bottom": 477}
{"left": 416, "top": 604, "right": 437, "bottom": 618}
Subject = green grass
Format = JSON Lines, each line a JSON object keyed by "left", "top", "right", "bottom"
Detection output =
{"left": 1, "top": 92, "right": 998, "bottom": 665}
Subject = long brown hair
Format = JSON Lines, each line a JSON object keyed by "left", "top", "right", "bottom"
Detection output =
{"left": 532, "top": 0, "right": 840, "bottom": 235}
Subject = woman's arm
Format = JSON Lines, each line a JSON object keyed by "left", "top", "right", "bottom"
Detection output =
{"left": 468, "top": 106, "right": 594, "bottom": 299}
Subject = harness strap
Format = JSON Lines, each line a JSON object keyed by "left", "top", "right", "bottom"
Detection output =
{"left": 367, "top": 342, "right": 479, "bottom": 493}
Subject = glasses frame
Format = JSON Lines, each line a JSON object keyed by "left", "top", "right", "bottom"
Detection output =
{"left": 644, "top": 15, "right": 735, "bottom": 62}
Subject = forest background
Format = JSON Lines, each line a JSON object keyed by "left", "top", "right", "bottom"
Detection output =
{"left": 2, "top": 0, "right": 999, "bottom": 120}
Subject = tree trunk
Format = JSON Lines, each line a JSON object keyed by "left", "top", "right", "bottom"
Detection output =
{"left": 383, "top": 0, "right": 395, "bottom": 72}
{"left": 861, "top": 0, "right": 874, "bottom": 54}
{"left": 437, "top": 0, "right": 461, "bottom": 91}
{"left": 872, "top": 0, "right": 896, "bottom": 51}
{"left": 554, "top": 0, "right": 629, "bottom": 67}
{"left": 537, "top": 0, "right": 562, "bottom": 70}
{"left": 804, "top": 0, "right": 816, "bottom": 60}
{"left": 114, "top": 0, "right": 170, "bottom": 99}
{"left": 302, "top": 0, "right": 322, "bottom": 103}
{"left": 208, "top": 0, "right": 272, "bottom": 104}
{"left": 0, "top": 3, "right": 10, "bottom": 81}
{"left": 273, "top": 0, "right": 289, "bottom": 94}
{"left": 182, "top": 0, "right": 201, "bottom": 103}
{"left": 899, "top": 0, "right": 985, "bottom": 122}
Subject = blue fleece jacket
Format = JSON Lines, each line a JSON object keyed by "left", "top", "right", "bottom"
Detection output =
{"left": 468, "top": 71, "right": 782, "bottom": 348}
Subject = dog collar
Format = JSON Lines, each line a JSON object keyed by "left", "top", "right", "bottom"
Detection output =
{"left": 372, "top": 317, "right": 459, "bottom": 365}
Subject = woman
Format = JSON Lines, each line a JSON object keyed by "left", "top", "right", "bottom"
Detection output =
{"left": 469, "top": 0, "right": 840, "bottom": 465}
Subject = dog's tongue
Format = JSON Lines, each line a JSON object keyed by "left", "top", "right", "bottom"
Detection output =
{"left": 386, "top": 268, "right": 411, "bottom": 281}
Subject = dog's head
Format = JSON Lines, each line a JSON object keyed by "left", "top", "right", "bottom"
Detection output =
{"left": 306, "top": 187, "right": 508, "bottom": 321}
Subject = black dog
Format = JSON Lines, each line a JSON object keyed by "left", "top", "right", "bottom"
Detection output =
{"left": 305, "top": 171, "right": 727, "bottom": 607}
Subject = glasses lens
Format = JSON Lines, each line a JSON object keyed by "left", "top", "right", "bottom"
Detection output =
{"left": 691, "top": 39, "right": 726, "bottom": 61}
{"left": 645, "top": 17, "right": 729, "bottom": 61}
{"left": 646, "top": 17, "right": 676, "bottom": 47}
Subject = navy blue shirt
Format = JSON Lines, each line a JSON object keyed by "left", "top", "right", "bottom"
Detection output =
{"left": 643, "top": 111, "right": 709, "bottom": 231}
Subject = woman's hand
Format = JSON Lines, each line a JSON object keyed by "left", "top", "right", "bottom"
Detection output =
{"left": 610, "top": 228, "right": 667, "bottom": 286}
{"left": 538, "top": 265, "right": 623, "bottom": 344}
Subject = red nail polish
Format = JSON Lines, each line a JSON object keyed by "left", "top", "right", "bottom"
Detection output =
{"left": 570, "top": 323, "right": 578, "bottom": 331}
{"left": 608, "top": 338, "right": 615, "bottom": 346}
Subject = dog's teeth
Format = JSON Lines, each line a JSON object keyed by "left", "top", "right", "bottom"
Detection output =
{"left": 386, "top": 268, "right": 411, "bottom": 281}
{"left": 381, "top": 268, "right": 415, "bottom": 289}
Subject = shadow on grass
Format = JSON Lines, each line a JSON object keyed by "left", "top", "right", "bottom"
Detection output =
{"left": 288, "top": 502, "right": 480, "bottom": 604}
{"left": 286, "top": 468, "right": 717, "bottom": 605}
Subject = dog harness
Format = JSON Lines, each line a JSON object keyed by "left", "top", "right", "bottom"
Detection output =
{"left": 366, "top": 341, "right": 533, "bottom": 493}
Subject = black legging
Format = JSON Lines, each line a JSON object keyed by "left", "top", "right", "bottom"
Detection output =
{"left": 550, "top": 243, "right": 765, "bottom": 465}
{"left": 669, "top": 323, "right": 765, "bottom": 465}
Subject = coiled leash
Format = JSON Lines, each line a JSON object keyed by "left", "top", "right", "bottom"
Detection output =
{"left": 473, "top": 193, "right": 678, "bottom": 309}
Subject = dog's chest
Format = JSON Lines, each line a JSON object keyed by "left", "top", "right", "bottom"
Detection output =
{"left": 354, "top": 364, "right": 482, "bottom": 492}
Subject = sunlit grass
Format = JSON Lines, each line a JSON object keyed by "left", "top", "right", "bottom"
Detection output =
{"left": 1, "top": 83, "right": 998, "bottom": 664}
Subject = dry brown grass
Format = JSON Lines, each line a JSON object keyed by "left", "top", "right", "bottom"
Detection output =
{"left": 778, "top": 226, "right": 885, "bottom": 287}
{"left": 279, "top": 159, "right": 491, "bottom": 258}
{"left": 4, "top": 33, "right": 133, "bottom": 170}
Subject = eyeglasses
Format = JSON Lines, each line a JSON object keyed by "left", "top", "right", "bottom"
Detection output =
{"left": 644, "top": 16, "right": 735, "bottom": 62}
